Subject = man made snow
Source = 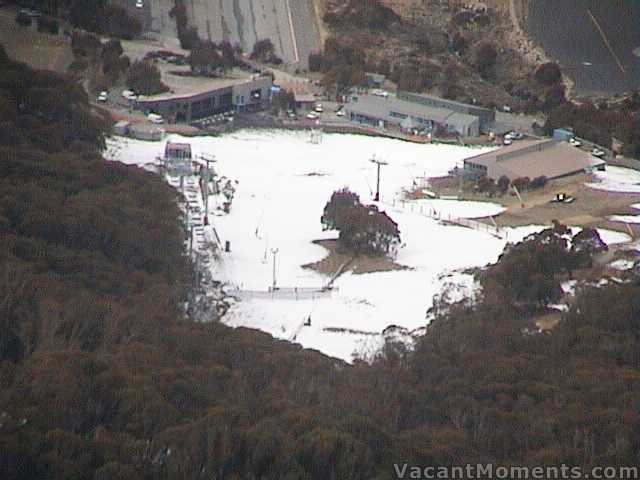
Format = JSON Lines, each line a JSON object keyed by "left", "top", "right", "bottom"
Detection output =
{"left": 561, "top": 279, "right": 578, "bottom": 295}
{"left": 393, "top": 198, "right": 506, "bottom": 219}
{"left": 609, "top": 215, "right": 640, "bottom": 224}
{"left": 610, "top": 259, "right": 635, "bottom": 270}
{"left": 586, "top": 228, "right": 631, "bottom": 245}
{"left": 586, "top": 166, "right": 640, "bottom": 193}
{"left": 108, "top": 130, "right": 633, "bottom": 362}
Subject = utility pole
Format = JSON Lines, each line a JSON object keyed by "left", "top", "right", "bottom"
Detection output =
{"left": 271, "top": 248, "right": 279, "bottom": 291}
{"left": 370, "top": 155, "right": 388, "bottom": 202}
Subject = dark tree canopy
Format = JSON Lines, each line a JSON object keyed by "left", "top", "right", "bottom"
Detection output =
{"left": 535, "top": 62, "right": 562, "bottom": 86}
{"left": 321, "top": 189, "right": 400, "bottom": 256}
{"left": 473, "top": 42, "right": 498, "bottom": 80}
{"left": 126, "top": 60, "right": 168, "bottom": 95}
{"left": 250, "top": 39, "right": 282, "bottom": 65}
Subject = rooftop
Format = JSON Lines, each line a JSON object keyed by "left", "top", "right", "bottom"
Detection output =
{"left": 166, "top": 142, "right": 192, "bottom": 151}
{"left": 346, "top": 94, "right": 478, "bottom": 127}
{"left": 398, "top": 90, "right": 494, "bottom": 113}
{"left": 466, "top": 139, "right": 606, "bottom": 179}
{"left": 137, "top": 63, "right": 260, "bottom": 102}
{"left": 294, "top": 93, "right": 316, "bottom": 103}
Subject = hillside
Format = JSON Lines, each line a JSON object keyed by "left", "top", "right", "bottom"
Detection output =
{"left": 2, "top": 45, "right": 640, "bottom": 479}
{"left": 313, "top": 0, "right": 562, "bottom": 113}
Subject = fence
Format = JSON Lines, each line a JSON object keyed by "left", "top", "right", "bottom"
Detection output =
{"left": 386, "top": 199, "right": 504, "bottom": 239}
{"left": 230, "top": 286, "right": 337, "bottom": 301}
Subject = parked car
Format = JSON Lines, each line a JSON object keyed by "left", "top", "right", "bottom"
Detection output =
{"left": 135, "top": 0, "right": 144, "bottom": 8}
{"left": 569, "top": 138, "right": 582, "bottom": 147}
{"left": 372, "top": 89, "right": 389, "bottom": 97}
{"left": 336, "top": 110, "right": 345, "bottom": 117}
{"left": 148, "top": 113, "right": 164, "bottom": 124}
{"left": 97, "top": 91, "right": 108, "bottom": 102}
{"left": 306, "top": 112, "right": 319, "bottom": 120}
{"left": 510, "top": 131, "right": 524, "bottom": 140}
{"left": 122, "top": 90, "right": 136, "bottom": 99}
{"left": 591, "top": 147, "right": 606, "bottom": 158}
{"left": 503, "top": 138, "right": 513, "bottom": 146}
{"left": 313, "top": 103, "right": 323, "bottom": 113}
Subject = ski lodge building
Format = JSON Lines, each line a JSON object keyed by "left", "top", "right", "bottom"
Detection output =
{"left": 463, "top": 139, "right": 606, "bottom": 181}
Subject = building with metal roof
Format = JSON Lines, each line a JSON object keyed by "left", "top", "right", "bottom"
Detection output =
{"left": 397, "top": 91, "right": 495, "bottom": 132}
{"left": 463, "top": 139, "right": 606, "bottom": 181}
{"left": 134, "top": 76, "right": 273, "bottom": 123}
{"left": 344, "top": 94, "right": 480, "bottom": 137}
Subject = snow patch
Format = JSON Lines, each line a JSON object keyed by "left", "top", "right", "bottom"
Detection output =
{"left": 586, "top": 166, "right": 640, "bottom": 193}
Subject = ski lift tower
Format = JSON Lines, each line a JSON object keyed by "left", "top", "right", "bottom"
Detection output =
{"left": 198, "top": 153, "right": 217, "bottom": 225}
{"left": 309, "top": 128, "right": 323, "bottom": 144}
{"left": 369, "top": 155, "right": 388, "bottom": 202}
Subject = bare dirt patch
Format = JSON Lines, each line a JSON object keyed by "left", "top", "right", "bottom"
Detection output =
{"left": 534, "top": 311, "right": 562, "bottom": 331}
{"left": 430, "top": 173, "right": 640, "bottom": 238}
{"left": 302, "top": 239, "right": 410, "bottom": 276}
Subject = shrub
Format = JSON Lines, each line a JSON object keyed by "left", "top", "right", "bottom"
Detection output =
{"left": 534, "top": 62, "right": 562, "bottom": 86}
{"left": 250, "top": 39, "right": 282, "bottom": 65}
{"left": 511, "top": 176, "right": 530, "bottom": 192}
{"left": 473, "top": 42, "right": 497, "bottom": 80}
{"left": 477, "top": 176, "right": 495, "bottom": 193}
{"left": 571, "top": 227, "right": 607, "bottom": 268}
{"left": 72, "top": 31, "right": 102, "bottom": 57}
{"left": 529, "top": 175, "right": 548, "bottom": 190}
{"left": 189, "top": 41, "right": 224, "bottom": 75}
{"left": 126, "top": 60, "right": 168, "bottom": 96}
{"left": 497, "top": 175, "right": 510, "bottom": 194}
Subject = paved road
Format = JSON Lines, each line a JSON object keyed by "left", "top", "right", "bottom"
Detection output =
{"left": 182, "top": 0, "right": 320, "bottom": 69}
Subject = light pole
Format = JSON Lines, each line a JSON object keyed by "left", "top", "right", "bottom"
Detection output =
{"left": 370, "top": 155, "right": 388, "bottom": 202}
{"left": 271, "top": 248, "right": 279, "bottom": 291}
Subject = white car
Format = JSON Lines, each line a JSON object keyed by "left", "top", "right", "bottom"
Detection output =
{"left": 372, "top": 89, "right": 389, "bottom": 97}
{"left": 135, "top": 0, "right": 143, "bottom": 8}
{"left": 306, "top": 112, "right": 319, "bottom": 120}
{"left": 591, "top": 148, "right": 606, "bottom": 158}
{"left": 503, "top": 138, "right": 513, "bottom": 146}
{"left": 148, "top": 113, "right": 164, "bottom": 124}
{"left": 313, "top": 104, "right": 323, "bottom": 113}
{"left": 569, "top": 138, "right": 582, "bottom": 147}
{"left": 510, "top": 131, "right": 524, "bottom": 140}
{"left": 122, "top": 90, "right": 136, "bottom": 100}
{"left": 336, "top": 110, "right": 345, "bottom": 117}
{"left": 97, "top": 91, "right": 108, "bottom": 102}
